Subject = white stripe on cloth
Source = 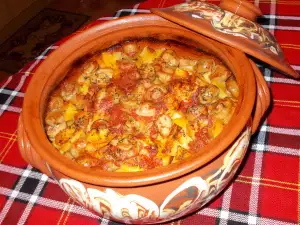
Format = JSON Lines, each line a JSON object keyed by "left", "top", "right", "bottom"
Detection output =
{"left": 0, "top": 187, "right": 98, "bottom": 219}
{"left": 130, "top": 3, "right": 140, "bottom": 16}
{"left": 260, "top": 63, "right": 300, "bottom": 85}
{"left": 261, "top": 67, "right": 272, "bottom": 86}
{"left": 248, "top": 121, "right": 267, "bottom": 224}
{"left": 198, "top": 207, "right": 297, "bottom": 225}
{"left": 219, "top": 185, "right": 233, "bottom": 225}
{"left": 264, "top": 15, "right": 300, "bottom": 20}
{"left": 269, "top": 0, "right": 276, "bottom": 35}
{"left": 100, "top": 217, "right": 109, "bottom": 225}
{"left": 97, "top": 9, "right": 150, "bottom": 20}
{"left": 260, "top": 125, "right": 300, "bottom": 137}
{"left": 0, "top": 165, "right": 32, "bottom": 223}
{"left": 248, "top": 152, "right": 264, "bottom": 224}
{"left": 114, "top": 8, "right": 125, "bottom": 18}
{"left": 63, "top": 202, "right": 75, "bottom": 225}
{"left": 0, "top": 45, "right": 58, "bottom": 117}
{"left": 35, "top": 55, "right": 47, "bottom": 60}
{"left": 264, "top": 76, "right": 300, "bottom": 85}
{"left": 17, "top": 174, "right": 48, "bottom": 225}
{"left": 0, "top": 164, "right": 105, "bottom": 224}
{"left": 291, "top": 65, "right": 300, "bottom": 71}
{"left": 0, "top": 105, "right": 22, "bottom": 113}
{"left": 0, "top": 164, "right": 55, "bottom": 184}
{"left": 0, "top": 89, "right": 25, "bottom": 97}
{"left": 23, "top": 45, "right": 58, "bottom": 76}
{"left": 258, "top": 217, "right": 298, "bottom": 225}
{"left": 262, "top": 25, "right": 300, "bottom": 31}
{"left": 37, "top": 196, "right": 96, "bottom": 219}
{"left": 252, "top": 144, "right": 300, "bottom": 156}
{"left": 0, "top": 76, "right": 12, "bottom": 90}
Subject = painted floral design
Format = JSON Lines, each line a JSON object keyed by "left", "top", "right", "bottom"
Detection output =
{"left": 57, "top": 126, "right": 251, "bottom": 223}
{"left": 173, "top": 1, "right": 283, "bottom": 57}
{"left": 87, "top": 188, "right": 159, "bottom": 223}
{"left": 159, "top": 177, "right": 209, "bottom": 220}
{"left": 204, "top": 126, "right": 251, "bottom": 200}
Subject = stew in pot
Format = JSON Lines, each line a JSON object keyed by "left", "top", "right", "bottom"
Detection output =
{"left": 44, "top": 39, "right": 239, "bottom": 172}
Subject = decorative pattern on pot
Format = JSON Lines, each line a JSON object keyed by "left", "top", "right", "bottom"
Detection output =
{"left": 58, "top": 126, "right": 250, "bottom": 223}
{"left": 205, "top": 126, "right": 251, "bottom": 201}
{"left": 60, "top": 179, "right": 94, "bottom": 209}
{"left": 173, "top": 1, "right": 282, "bottom": 57}
{"left": 87, "top": 188, "right": 159, "bottom": 223}
{"left": 159, "top": 177, "right": 209, "bottom": 220}
{"left": 160, "top": 125, "right": 251, "bottom": 219}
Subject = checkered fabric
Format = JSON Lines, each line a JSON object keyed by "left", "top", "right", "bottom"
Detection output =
{"left": 0, "top": 0, "right": 299, "bottom": 224}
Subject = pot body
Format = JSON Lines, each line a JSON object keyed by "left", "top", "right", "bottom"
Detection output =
{"left": 18, "top": 114, "right": 251, "bottom": 224}
{"left": 17, "top": 14, "right": 267, "bottom": 224}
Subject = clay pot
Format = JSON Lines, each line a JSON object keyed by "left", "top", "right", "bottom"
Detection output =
{"left": 17, "top": 14, "right": 270, "bottom": 224}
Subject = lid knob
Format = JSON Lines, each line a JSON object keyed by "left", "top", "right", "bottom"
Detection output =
{"left": 219, "top": 0, "right": 263, "bottom": 21}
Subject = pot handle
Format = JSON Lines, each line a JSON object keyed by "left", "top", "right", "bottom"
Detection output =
{"left": 17, "top": 113, "right": 52, "bottom": 177}
{"left": 219, "top": 0, "right": 263, "bottom": 22}
{"left": 249, "top": 59, "right": 271, "bottom": 134}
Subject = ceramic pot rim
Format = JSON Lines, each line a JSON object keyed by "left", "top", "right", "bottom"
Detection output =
{"left": 22, "top": 14, "right": 256, "bottom": 187}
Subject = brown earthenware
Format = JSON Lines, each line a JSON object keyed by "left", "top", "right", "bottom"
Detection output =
{"left": 18, "top": 14, "right": 269, "bottom": 224}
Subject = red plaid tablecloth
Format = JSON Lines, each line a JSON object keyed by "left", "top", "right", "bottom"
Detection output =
{"left": 0, "top": 0, "right": 300, "bottom": 224}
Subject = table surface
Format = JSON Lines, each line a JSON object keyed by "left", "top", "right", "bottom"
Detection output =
{"left": 0, "top": 0, "right": 300, "bottom": 224}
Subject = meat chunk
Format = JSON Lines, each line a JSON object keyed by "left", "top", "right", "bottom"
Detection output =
{"left": 115, "top": 60, "right": 140, "bottom": 92}
{"left": 61, "top": 82, "right": 78, "bottom": 101}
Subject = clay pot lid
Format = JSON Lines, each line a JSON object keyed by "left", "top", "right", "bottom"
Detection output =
{"left": 151, "top": 0, "right": 299, "bottom": 79}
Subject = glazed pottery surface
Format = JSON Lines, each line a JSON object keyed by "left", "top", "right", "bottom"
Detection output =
{"left": 18, "top": 14, "right": 268, "bottom": 224}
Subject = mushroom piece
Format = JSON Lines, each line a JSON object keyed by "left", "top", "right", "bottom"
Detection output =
{"left": 211, "top": 64, "right": 231, "bottom": 81}
{"left": 161, "top": 63, "right": 175, "bottom": 74}
{"left": 132, "top": 84, "right": 146, "bottom": 103}
{"left": 198, "top": 85, "right": 219, "bottom": 104}
{"left": 145, "top": 85, "right": 167, "bottom": 102}
{"left": 139, "top": 64, "right": 156, "bottom": 80}
{"left": 186, "top": 105, "right": 208, "bottom": 121}
{"left": 211, "top": 98, "right": 236, "bottom": 124}
{"left": 140, "top": 79, "right": 153, "bottom": 89}
{"left": 74, "top": 112, "right": 92, "bottom": 132}
{"left": 60, "top": 82, "right": 78, "bottom": 101}
{"left": 123, "top": 42, "right": 138, "bottom": 57}
{"left": 226, "top": 76, "right": 240, "bottom": 98}
{"left": 196, "top": 56, "right": 216, "bottom": 74}
{"left": 46, "top": 122, "right": 66, "bottom": 139}
{"left": 155, "top": 114, "right": 172, "bottom": 137}
{"left": 48, "top": 96, "right": 64, "bottom": 112}
{"left": 161, "top": 50, "right": 179, "bottom": 67}
{"left": 82, "top": 60, "right": 98, "bottom": 74}
{"left": 75, "top": 154, "right": 101, "bottom": 167}
{"left": 55, "top": 129, "right": 74, "bottom": 146}
{"left": 91, "top": 68, "right": 113, "bottom": 87}
{"left": 157, "top": 71, "right": 171, "bottom": 84}
{"left": 136, "top": 103, "right": 156, "bottom": 117}
{"left": 179, "top": 58, "right": 198, "bottom": 71}
{"left": 45, "top": 111, "right": 65, "bottom": 126}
